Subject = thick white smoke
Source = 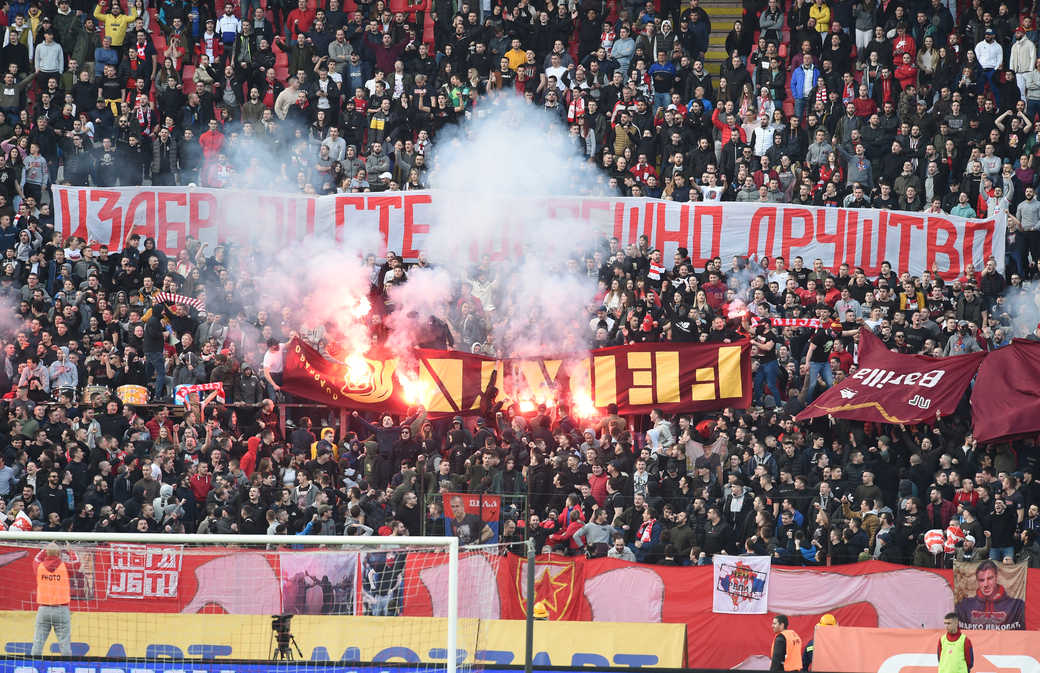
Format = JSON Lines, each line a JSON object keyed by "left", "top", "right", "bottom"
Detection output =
{"left": 402, "top": 97, "right": 606, "bottom": 359}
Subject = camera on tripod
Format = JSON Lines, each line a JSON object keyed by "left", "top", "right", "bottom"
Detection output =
{"left": 271, "top": 614, "right": 303, "bottom": 660}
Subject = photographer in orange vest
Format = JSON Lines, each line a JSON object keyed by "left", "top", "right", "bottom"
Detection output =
{"left": 31, "top": 543, "right": 79, "bottom": 656}
{"left": 769, "top": 614, "right": 803, "bottom": 672}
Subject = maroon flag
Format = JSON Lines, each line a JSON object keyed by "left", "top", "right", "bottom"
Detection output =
{"left": 971, "top": 339, "right": 1040, "bottom": 443}
{"left": 282, "top": 338, "right": 751, "bottom": 417}
{"left": 797, "top": 329, "right": 986, "bottom": 424}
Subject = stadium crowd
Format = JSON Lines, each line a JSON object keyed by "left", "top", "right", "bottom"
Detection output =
{"left": 0, "top": 214, "right": 1037, "bottom": 578}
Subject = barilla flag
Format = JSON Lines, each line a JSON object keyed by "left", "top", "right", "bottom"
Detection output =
{"left": 797, "top": 329, "right": 986, "bottom": 424}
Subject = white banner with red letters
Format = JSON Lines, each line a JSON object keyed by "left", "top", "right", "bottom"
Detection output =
{"left": 52, "top": 187, "right": 1005, "bottom": 280}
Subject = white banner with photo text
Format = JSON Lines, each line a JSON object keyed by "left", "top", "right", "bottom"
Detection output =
{"left": 713, "top": 555, "right": 771, "bottom": 614}
{"left": 52, "top": 187, "right": 1005, "bottom": 280}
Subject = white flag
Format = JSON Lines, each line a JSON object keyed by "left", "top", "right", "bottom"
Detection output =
{"left": 712, "top": 555, "right": 771, "bottom": 614}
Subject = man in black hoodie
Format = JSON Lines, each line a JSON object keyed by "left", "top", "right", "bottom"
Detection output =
{"left": 143, "top": 308, "right": 168, "bottom": 401}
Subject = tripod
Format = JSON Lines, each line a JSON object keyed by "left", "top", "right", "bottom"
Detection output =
{"left": 270, "top": 629, "right": 303, "bottom": 660}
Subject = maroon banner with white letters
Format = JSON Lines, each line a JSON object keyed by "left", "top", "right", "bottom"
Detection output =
{"left": 52, "top": 188, "right": 1005, "bottom": 280}
{"left": 797, "top": 329, "right": 987, "bottom": 424}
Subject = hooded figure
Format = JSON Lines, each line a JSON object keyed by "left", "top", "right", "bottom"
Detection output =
{"left": 342, "top": 144, "right": 364, "bottom": 177}
{"left": 48, "top": 346, "right": 78, "bottom": 389}
{"left": 365, "top": 143, "right": 392, "bottom": 181}
{"left": 154, "top": 483, "right": 184, "bottom": 526}
{"left": 445, "top": 416, "right": 474, "bottom": 450}
{"left": 235, "top": 363, "right": 264, "bottom": 404}
{"left": 361, "top": 440, "right": 388, "bottom": 490}
{"left": 388, "top": 426, "right": 420, "bottom": 473}
{"left": 311, "top": 427, "right": 337, "bottom": 459}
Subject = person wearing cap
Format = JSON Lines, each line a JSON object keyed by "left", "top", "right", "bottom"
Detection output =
{"left": 954, "top": 533, "right": 992, "bottom": 562}
{"left": 975, "top": 28, "right": 1004, "bottom": 106}
{"left": 589, "top": 305, "right": 616, "bottom": 332}
{"left": 802, "top": 614, "right": 837, "bottom": 670}
{"left": 876, "top": 531, "right": 902, "bottom": 563}
{"left": 312, "top": 504, "right": 335, "bottom": 535}
{"left": 943, "top": 320, "right": 982, "bottom": 356}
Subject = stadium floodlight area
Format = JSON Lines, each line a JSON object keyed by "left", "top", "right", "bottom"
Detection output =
{"left": 0, "top": 532, "right": 491, "bottom": 673}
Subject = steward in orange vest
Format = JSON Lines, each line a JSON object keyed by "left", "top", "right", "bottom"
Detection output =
{"left": 769, "top": 614, "right": 803, "bottom": 672}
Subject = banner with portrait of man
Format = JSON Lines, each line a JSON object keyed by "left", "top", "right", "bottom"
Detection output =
{"left": 953, "top": 559, "right": 1027, "bottom": 630}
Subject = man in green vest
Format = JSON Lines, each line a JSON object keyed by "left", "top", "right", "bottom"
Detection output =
{"left": 938, "top": 613, "right": 973, "bottom": 673}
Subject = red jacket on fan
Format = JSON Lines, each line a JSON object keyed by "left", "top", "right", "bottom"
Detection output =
{"left": 194, "top": 32, "right": 223, "bottom": 60}
{"left": 190, "top": 472, "right": 213, "bottom": 503}
{"left": 241, "top": 436, "right": 261, "bottom": 477}
{"left": 199, "top": 128, "right": 225, "bottom": 160}
{"left": 630, "top": 162, "right": 658, "bottom": 184}
{"left": 712, "top": 107, "right": 747, "bottom": 146}
{"left": 548, "top": 518, "right": 585, "bottom": 550}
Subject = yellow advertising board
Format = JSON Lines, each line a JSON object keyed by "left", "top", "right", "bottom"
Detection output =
{"left": 0, "top": 613, "right": 686, "bottom": 668}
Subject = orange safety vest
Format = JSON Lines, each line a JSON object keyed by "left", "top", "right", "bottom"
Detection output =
{"left": 780, "top": 629, "right": 803, "bottom": 671}
{"left": 36, "top": 561, "right": 70, "bottom": 606}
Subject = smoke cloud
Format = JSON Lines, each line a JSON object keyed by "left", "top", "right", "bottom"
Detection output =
{"left": 230, "top": 97, "right": 613, "bottom": 411}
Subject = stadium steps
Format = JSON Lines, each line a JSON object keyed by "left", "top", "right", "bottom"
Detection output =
{"left": 703, "top": 3, "right": 744, "bottom": 68}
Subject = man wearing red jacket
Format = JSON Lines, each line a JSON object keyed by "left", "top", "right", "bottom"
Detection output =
{"left": 190, "top": 462, "right": 213, "bottom": 504}
{"left": 199, "top": 119, "right": 225, "bottom": 161}
{"left": 712, "top": 105, "right": 746, "bottom": 147}
{"left": 145, "top": 407, "right": 174, "bottom": 439}
{"left": 285, "top": 0, "right": 315, "bottom": 40}
{"left": 361, "top": 29, "right": 411, "bottom": 74}
{"left": 926, "top": 487, "right": 957, "bottom": 529}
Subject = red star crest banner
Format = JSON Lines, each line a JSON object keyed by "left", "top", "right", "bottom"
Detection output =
{"left": 500, "top": 553, "right": 586, "bottom": 622}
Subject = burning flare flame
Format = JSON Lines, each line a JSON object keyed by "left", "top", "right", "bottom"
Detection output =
{"left": 344, "top": 355, "right": 373, "bottom": 392}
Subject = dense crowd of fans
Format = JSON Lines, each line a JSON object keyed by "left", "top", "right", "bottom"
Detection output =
{"left": 0, "top": 213, "right": 1036, "bottom": 581}
{"left": 3, "top": 0, "right": 1040, "bottom": 221}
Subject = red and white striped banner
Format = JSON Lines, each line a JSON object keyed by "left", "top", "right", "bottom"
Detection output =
{"left": 155, "top": 292, "right": 206, "bottom": 312}
{"left": 174, "top": 382, "right": 224, "bottom": 405}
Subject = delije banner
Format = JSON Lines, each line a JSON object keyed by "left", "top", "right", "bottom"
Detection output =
{"left": 52, "top": 187, "right": 1005, "bottom": 280}
{"left": 281, "top": 338, "right": 751, "bottom": 416}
